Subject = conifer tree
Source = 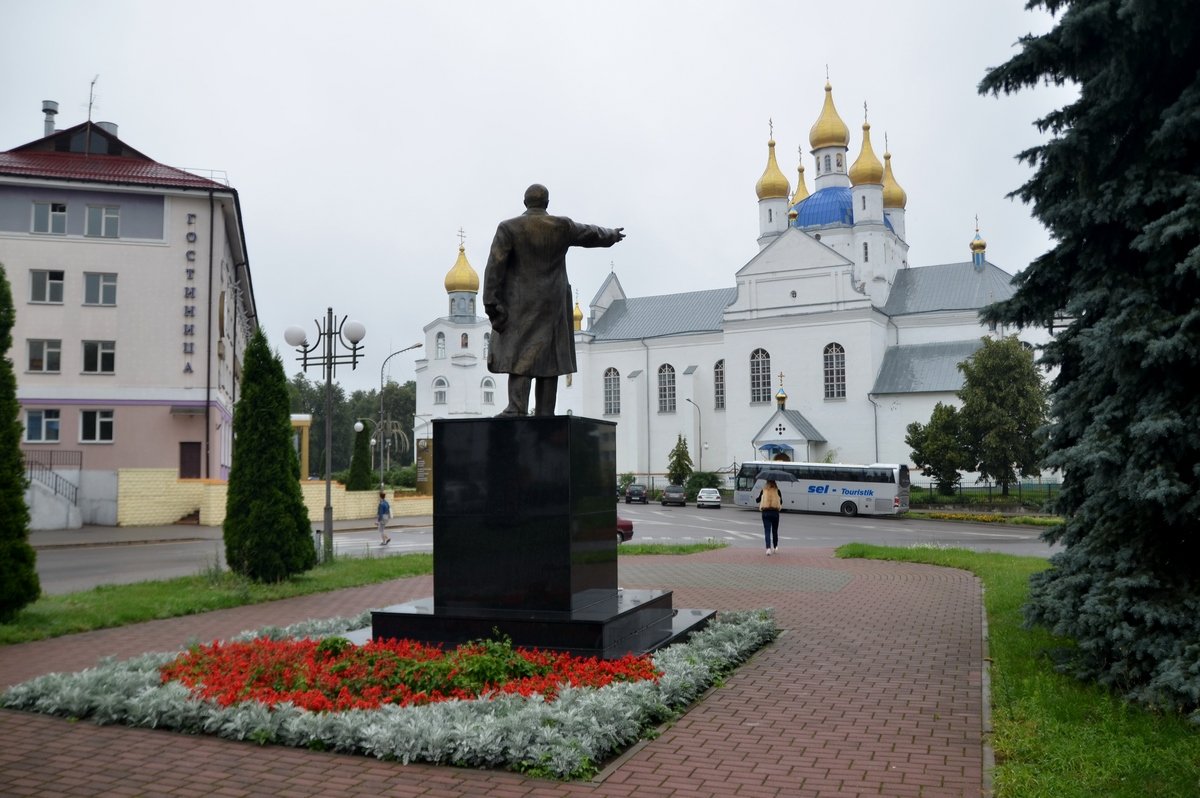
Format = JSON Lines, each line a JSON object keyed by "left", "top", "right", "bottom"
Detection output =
{"left": 224, "top": 329, "right": 315, "bottom": 581}
{"left": 0, "top": 265, "right": 40, "bottom": 621}
{"left": 346, "top": 424, "right": 373, "bottom": 490}
{"left": 665, "top": 434, "right": 693, "bottom": 486}
{"left": 980, "top": 0, "right": 1200, "bottom": 713}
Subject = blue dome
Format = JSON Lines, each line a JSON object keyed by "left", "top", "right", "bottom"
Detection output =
{"left": 792, "top": 187, "right": 854, "bottom": 228}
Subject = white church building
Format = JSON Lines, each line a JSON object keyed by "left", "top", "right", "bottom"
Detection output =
{"left": 414, "top": 82, "right": 1045, "bottom": 484}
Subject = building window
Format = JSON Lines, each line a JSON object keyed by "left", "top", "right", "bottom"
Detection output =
{"left": 824, "top": 343, "right": 846, "bottom": 399}
{"left": 824, "top": 154, "right": 832, "bottom": 172}
{"left": 85, "top": 205, "right": 119, "bottom": 238}
{"left": 862, "top": 195, "right": 867, "bottom": 211}
{"left": 750, "top": 348, "right": 771, "bottom": 403}
{"left": 435, "top": 332, "right": 446, "bottom": 359}
{"left": 483, "top": 333, "right": 490, "bottom": 358}
{"left": 836, "top": 153, "right": 843, "bottom": 169}
{"left": 714, "top": 359, "right": 726, "bottom": 410}
{"left": 32, "top": 202, "right": 66, "bottom": 235}
{"left": 863, "top": 242, "right": 869, "bottom": 262}
{"left": 461, "top": 333, "right": 469, "bottom": 349}
{"left": 82, "top": 340, "right": 115, "bottom": 374}
{"left": 28, "top": 339, "right": 61, "bottom": 372}
{"left": 25, "top": 409, "right": 60, "bottom": 442}
{"left": 84, "top": 272, "right": 118, "bottom": 305}
{"left": 80, "top": 409, "right": 114, "bottom": 442}
{"left": 657, "top": 363, "right": 676, "bottom": 413}
{"left": 604, "top": 367, "right": 620, "bottom": 415}
{"left": 482, "top": 377, "right": 495, "bottom": 405}
{"left": 767, "top": 208, "right": 773, "bottom": 223}
{"left": 30, "top": 270, "right": 64, "bottom": 303}
{"left": 433, "top": 377, "right": 448, "bottom": 405}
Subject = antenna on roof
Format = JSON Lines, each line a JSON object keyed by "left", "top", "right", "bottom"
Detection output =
{"left": 88, "top": 75, "right": 99, "bottom": 123}
{"left": 85, "top": 75, "right": 99, "bottom": 157}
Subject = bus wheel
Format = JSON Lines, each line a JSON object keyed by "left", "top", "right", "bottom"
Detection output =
{"left": 839, "top": 501, "right": 858, "bottom": 517}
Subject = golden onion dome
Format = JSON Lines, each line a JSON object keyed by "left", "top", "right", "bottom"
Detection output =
{"left": 882, "top": 151, "right": 907, "bottom": 208}
{"left": 792, "top": 160, "right": 809, "bottom": 205}
{"left": 573, "top": 301, "right": 584, "bottom": 331}
{"left": 970, "top": 230, "right": 987, "bottom": 254}
{"left": 849, "top": 121, "right": 884, "bottom": 186}
{"left": 443, "top": 244, "right": 479, "bottom": 293}
{"left": 809, "top": 82, "right": 850, "bottom": 150}
{"left": 755, "top": 137, "right": 790, "bottom": 200}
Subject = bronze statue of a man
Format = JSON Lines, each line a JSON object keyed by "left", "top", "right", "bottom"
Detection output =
{"left": 483, "top": 184, "right": 625, "bottom": 416}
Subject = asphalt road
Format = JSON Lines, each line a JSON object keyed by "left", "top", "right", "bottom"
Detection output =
{"left": 32, "top": 505, "right": 1056, "bottom": 595}
{"left": 617, "top": 501, "right": 1059, "bottom": 557}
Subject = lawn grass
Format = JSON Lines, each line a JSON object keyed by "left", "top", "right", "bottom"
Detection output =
{"left": 837, "top": 543, "right": 1200, "bottom": 798}
{"left": 0, "top": 542, "right": 723, "bottom": 646}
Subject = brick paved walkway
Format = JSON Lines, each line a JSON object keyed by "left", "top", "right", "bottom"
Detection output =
{"left": 0, "top": 547, "right": 986, "bottom": 797}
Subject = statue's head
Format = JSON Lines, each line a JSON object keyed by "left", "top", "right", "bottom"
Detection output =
{"left": 523, "top": 184, "right": 550, "bottom": 209}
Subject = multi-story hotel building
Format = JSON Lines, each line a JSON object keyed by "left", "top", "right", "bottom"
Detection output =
{"left": 1, "top": 102, "right": 257, "bottom": 527}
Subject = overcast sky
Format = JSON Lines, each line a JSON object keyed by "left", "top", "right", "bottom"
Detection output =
{"left": 2, "top": 1, "right": 1075, "bottom": 392}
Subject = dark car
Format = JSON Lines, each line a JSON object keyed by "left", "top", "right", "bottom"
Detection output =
{"left": 661, "top": 484, "right": 686, "bottom": 506}
{"left": 616, "top": 516, "right": 634, "bottom": 542}
{"left": 625, "top": 484, "right": 647, "bottom": 503}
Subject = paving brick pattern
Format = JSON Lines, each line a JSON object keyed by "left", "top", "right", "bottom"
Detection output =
{"left": 0, "top": 547, "right": 984, "bottom": 797}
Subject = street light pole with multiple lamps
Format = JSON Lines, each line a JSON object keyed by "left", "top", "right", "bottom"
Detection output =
{"left": 284, "top": 308, "right": 366, "bottom": 563}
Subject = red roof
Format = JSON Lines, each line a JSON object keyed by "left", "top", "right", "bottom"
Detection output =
{"left": 1, "top": 122, "right": 229, "bottom": 191}
{"left": 0, "top": 150, "right": 228, "bottom": 190}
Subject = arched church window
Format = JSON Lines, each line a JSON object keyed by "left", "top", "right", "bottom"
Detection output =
{"left": 604, "top": 367, "right": 620, "bottom": 415}
{"left": 460, "top": 333, "right": 469, "bottom": 349}
{"left": 433, "top": 377, "right": 448, "bottom": 405}
{"left": 483, "top": 332, "right": 490, "bottom": 358}
{"left": 823, "top": 343, "right": 846, "bottom": 399}
{"left": 714, "top": 359, "right": 726, "bottom": 410}
{"left": 862, "top": 195, "right": 866, "bottom": 211}
{"left": 863, "top": 242, "right": 869, "bottom": 262}
{"left": 750, "top": 348, "right": 771, "bottom": 403}
{"left": 481, "top": 377, "right": 495, "bottom": 405}
{"left": 824, "top": 154, "right": 832, "bottom": 172}
{"left": 657, "top": 364, "right": 676, "bottom": 413}
{"left": 435, "top": 333, "right": 446, "bottom": 359}
{"left": 767, "top": 208, "right": 773, "bottom": 223}
{"left": 836, "top": 153, "right": 843, "bottom": 169}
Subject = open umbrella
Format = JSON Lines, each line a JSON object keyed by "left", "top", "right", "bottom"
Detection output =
{"left": 755, "top": 468, "right": 797, "bottom": 482}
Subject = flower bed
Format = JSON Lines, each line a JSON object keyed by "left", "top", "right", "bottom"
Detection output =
{"left": 3, "top": 610, "right": 777, "bottom": 780}
{"left": 161, "top": 635, "right": 661, "bottom": 711}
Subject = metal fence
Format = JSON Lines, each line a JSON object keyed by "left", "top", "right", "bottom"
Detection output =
{"left": 910, "top": 478, "right": 1061, "bottom": 505}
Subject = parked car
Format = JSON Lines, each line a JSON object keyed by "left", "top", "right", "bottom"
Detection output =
{"left": 616, "top": 515, "right": 634, "bottom": 542}
{"left": 661, "top": 484, "right": 686, "bottom": 506}
{"left": 625, "top": 484, "right": 647, "bottom": 503}
{"left": 696, "top": 488, "right": 722, "bottom": 508}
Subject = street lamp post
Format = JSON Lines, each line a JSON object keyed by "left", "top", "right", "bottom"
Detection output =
{"left": 379, "top": 343, "right": 422, "bottom": 486}
{"left": 685, "top": 397, "right": 702, "bottom": 471}
{"left": 353, "top": 418, "right": 378, "bottom": 486}
{"left": 285, "top": 308, "right": 366, "bottom": 563}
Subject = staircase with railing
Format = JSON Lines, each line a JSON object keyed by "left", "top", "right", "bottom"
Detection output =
{"left": 23, "top": 450, "right": 80, "bottom": 505}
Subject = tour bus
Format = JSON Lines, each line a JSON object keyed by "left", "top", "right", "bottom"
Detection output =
{"left": 733, "top": 461, "right": 910, "bottom": 517}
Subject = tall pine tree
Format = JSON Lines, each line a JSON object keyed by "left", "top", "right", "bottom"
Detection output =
{"left": 980, "top": 0, "right": 1200, "bottom": 713}
{"left": 346, "top": 424, "right": 374, "bottom": 490}
{"left": 0, "top": 264, "right": 40, "bottom": 621}
{"left": 224, "top": 328, "right": 315, "bottom": 582}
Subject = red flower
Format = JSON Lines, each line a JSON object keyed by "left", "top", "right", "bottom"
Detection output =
{"left": 160, "top": 636, "right": 660, "bottom": 712}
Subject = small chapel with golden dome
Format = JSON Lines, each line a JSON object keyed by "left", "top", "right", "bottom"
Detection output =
{"left": 414, "top": 82, "right": 1048, "bottom": 482}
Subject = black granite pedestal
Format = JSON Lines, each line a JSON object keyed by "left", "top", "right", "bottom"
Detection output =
{"left": 371, "top": 415, "right": 714, "bottom": 658}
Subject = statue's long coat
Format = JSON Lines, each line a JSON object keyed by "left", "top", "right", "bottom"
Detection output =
{"left": 483, "top": 208, "right": 622, "bottom": 377}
